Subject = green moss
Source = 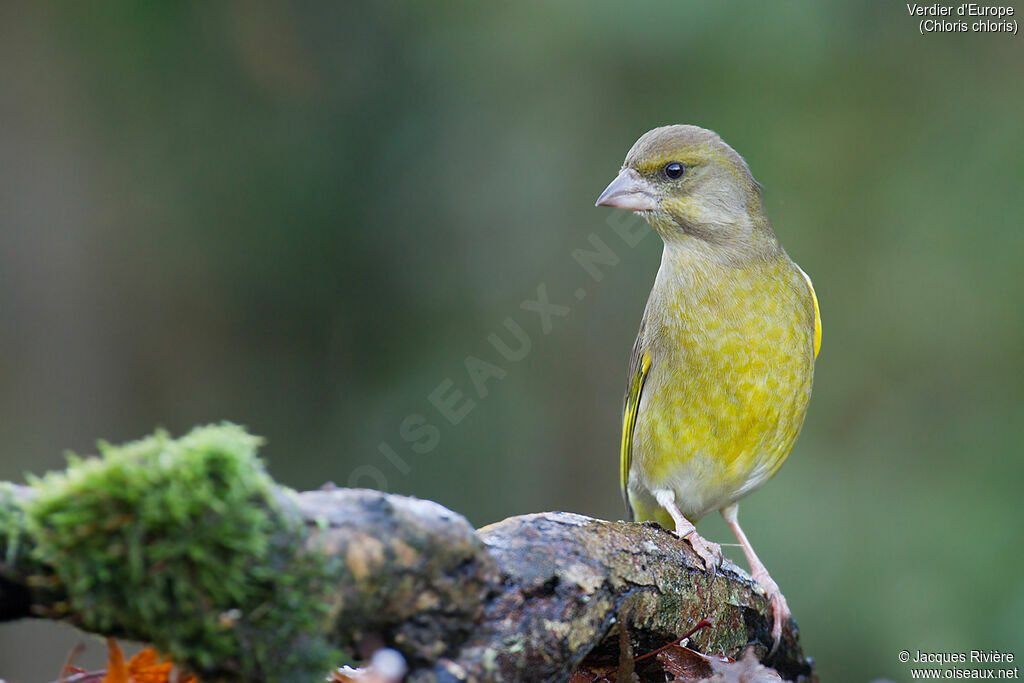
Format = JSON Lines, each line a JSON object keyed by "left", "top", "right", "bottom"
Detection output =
{"left": 1, "top": 482, "right": 25, "bottom": 565}
{"left": 23, "top": 423, "right": 336, "bottom": 681}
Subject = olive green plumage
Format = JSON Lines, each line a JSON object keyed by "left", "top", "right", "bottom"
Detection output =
{"left": 600, "top": 124, "right": 820, "bottom": 527}
{"left": 597, "top": 124, "right": 821, "bottom": 645}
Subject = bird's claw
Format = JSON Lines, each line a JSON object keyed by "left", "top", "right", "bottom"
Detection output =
{"left": 752, "top": 569, "right": 789, "bottom": 653}
{"left": 767, "top": 590, "right": 789, "bottom": 653}
{"left": 680, "top": 529, "right": 722, "bottom": 574}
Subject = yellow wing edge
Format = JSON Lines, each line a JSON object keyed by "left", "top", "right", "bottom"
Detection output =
{"left": 798, "top": 267, "right": 822, "bottom": 359}
{"left": 620, "top": 350, "right": 651, "bottom": 517}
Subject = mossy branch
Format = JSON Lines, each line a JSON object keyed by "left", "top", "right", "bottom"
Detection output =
{"left": 0, "top": 425, "right": 816, "bottom": 682}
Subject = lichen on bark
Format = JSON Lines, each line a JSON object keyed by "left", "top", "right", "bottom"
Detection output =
{"left": 0, "top": 425, "right": 816, "bottom": 682}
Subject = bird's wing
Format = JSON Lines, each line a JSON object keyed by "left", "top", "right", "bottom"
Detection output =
{"left": 797, "top": 266, "right": 822, "bottom": 359}
{"left": 620, "top": 315, "right": 652, "bottom": 521}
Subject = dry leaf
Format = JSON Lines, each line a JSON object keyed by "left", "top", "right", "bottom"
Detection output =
{"left": 101, "top": 640, "right": 129, "bottom": 683}
{"left": 657, "top": 644, "right": 720, "bottom": 680}
{"left": 99, "top": 640, "right": 197, "bottom": 683}
{"left": 703, "top": 647, "right": 783, "bottom": 682}
{"left": 330, "top": 649, "right": 406, "bottom": 683}
{"left": 568, "top": 665, "right": 618, "bottom": 683}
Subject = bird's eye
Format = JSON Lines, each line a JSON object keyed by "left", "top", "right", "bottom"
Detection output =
{"left": 663, "top": 162, "right": 686, "bottom": 180}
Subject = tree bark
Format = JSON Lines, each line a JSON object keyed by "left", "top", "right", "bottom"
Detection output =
{"left": 0, "top": 426, "right": 815, "bottom": 681}
{"left": 1, "top": 483, "right": 815, "bottom": 682}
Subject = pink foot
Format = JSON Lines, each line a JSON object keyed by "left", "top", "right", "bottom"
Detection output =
{"left": 751, "top": 566, "right": 790, "bottom": 651}
{"left": 721, "top": 503, "right": 791, "bottom": 652}
{"left": 653, "top": 490, "right": 722, "bottom": 572}
{"left": 682, "top": 529, "right": 723, "bottom": 572}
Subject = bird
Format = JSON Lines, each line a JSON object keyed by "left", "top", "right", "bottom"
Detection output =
{"left": 595, "top": 124, "right": 820, "bottom": 649}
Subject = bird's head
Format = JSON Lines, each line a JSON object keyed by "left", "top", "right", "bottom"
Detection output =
{"left": 596, "top": 125, "right": 772, "bottom": 249}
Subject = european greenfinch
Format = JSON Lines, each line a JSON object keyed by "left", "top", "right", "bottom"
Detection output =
{"left": 596, "top": 125, "right": 821, "bottom": 648}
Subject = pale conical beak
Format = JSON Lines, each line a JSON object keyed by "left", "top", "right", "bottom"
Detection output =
{"left": 595, "top": 168, "right": 658, "bottom": 211}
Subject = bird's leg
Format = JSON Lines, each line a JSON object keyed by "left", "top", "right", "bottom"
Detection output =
{"left": 654, "top": 489, "right": 722, "bottom": 571}
{"left": 720, "top": 503, "right": 789, "bottom": 651}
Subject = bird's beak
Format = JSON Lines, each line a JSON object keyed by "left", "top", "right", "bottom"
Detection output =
{"left": 595, "top": 168, "right": 658, "bottom": 211}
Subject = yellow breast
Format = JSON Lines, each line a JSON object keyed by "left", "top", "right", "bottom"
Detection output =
{"left": 630, "top": 249, "right": 816, "bottom": 520}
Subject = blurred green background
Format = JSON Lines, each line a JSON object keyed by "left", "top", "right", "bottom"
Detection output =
{"left": 1, "top": 3, "right": 1022, "bottom": 681}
